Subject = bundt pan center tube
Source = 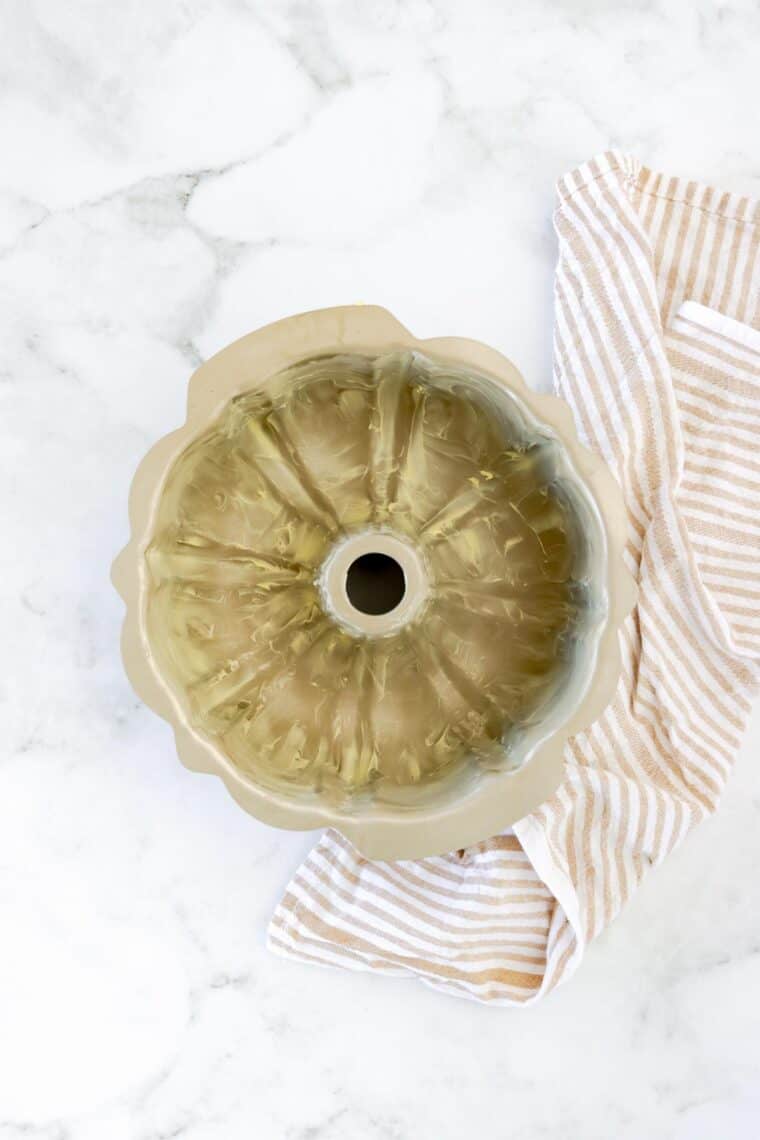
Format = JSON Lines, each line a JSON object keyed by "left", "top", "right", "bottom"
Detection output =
{"left": 112, "top": 306, "right": 635, "bottom": 859}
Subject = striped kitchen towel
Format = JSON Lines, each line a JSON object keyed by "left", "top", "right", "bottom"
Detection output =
{"left": 268, "top": 152, "right": 760, "bottom": 1003}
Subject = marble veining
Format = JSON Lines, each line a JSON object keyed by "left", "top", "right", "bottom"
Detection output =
{"left": 1, "top": 1, "right": 759, "bottom": 1138}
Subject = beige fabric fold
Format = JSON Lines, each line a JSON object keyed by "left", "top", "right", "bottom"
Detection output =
{"left": 268, "top": 152, "right": 760, "bottom": 1004}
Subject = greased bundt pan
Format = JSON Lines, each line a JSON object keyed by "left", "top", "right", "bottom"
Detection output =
{"left": 113, "top": 306, "right": 635, "bottom": 859}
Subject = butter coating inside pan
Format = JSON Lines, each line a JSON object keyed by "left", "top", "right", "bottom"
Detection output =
{"left": 145, "top": 350, "right": 601, "bottom": 805}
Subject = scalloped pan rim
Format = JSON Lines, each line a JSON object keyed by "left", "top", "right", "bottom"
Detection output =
{"left": 112, "top": 305, "right": 636, "bottom": 860}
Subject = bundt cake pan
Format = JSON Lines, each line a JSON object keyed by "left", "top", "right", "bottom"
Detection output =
{"left": 112, "top": 306, "right": 635, "bottom": 859}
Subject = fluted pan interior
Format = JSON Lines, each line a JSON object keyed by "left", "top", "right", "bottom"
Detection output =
{"left": 145, "top": 350, "right": 605, "bottom": 810}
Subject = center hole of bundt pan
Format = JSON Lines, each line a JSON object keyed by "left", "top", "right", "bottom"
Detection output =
{"left": 345, "top": 552, "right": 406, "bottom": 616}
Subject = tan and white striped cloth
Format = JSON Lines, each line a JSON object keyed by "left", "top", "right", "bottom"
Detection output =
{"left": 268, "top": 151, "right": 760, "bottom": 1004}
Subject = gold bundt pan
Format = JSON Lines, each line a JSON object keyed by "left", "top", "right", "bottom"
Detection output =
{"left": 113, "top": 306, "right": 634, "bottom": 858}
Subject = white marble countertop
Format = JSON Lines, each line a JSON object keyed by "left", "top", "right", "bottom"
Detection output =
{"left": 2, "top": 2, "right": 759, "bottom": 1138}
